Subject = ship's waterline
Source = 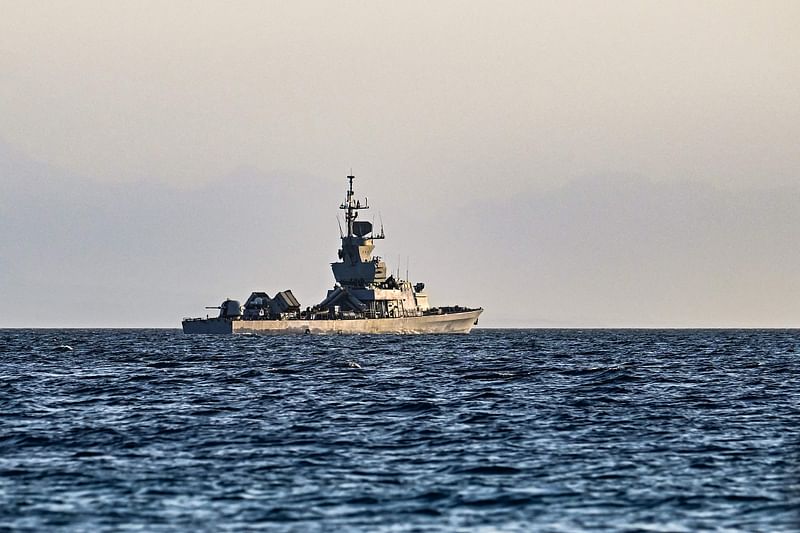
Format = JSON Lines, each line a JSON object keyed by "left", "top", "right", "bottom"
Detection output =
{"left": 182, "top": 174, "right": 482, "bottom": 334}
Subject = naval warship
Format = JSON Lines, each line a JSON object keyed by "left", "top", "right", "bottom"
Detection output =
{"left": 182, "top": 175, "right": 482, "bottom": 334}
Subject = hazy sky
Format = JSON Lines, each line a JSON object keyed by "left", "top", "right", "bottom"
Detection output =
{"left": 1, "top": 1, "right": 798, "bottom": 327}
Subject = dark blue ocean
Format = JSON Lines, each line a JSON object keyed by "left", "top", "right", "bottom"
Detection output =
{"left": 1, "top": 329, "right": 798, "bottom": 532}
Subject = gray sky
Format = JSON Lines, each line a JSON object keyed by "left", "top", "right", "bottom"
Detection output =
{"left": 1, "top": 1, "right": 798, "bottom": 327}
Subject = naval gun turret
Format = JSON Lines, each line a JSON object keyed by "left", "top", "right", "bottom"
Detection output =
{"left": 206, "top": 299, "right": 243, "bottom": 319}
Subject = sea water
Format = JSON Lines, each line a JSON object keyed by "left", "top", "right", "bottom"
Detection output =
{"left": 1, "top": 329, "right": 798, "bottom": 531}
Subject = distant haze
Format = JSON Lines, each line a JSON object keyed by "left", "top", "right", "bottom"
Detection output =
{"left": 1, "top": 1, "right": 798, "bottom": 327}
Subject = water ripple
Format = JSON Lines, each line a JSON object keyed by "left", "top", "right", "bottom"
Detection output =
{"left": 0, "top": 328, "right": 798, "bottom": 531}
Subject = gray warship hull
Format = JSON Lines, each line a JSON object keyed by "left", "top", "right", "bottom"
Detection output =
{"left": 183, "top": 309, "right": 482, "bottom": 335}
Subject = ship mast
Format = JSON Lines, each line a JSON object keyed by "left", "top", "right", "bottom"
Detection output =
{"left": 340, "top": 174, "right": 368, "bottom": 237}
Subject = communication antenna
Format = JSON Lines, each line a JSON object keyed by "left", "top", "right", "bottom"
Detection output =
{"left": 336, "top": 216, "right": 344, "bottom": 238}
{"left": 406, "top": 256, "right": 409, "bottom": 281}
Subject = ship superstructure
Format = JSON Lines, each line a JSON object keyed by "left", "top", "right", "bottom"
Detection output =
{"left": 182, "top": 175, "right": 482, "bottom": 334}
{"left": 320, "top": 174, "right": 429, "bottom": 320}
